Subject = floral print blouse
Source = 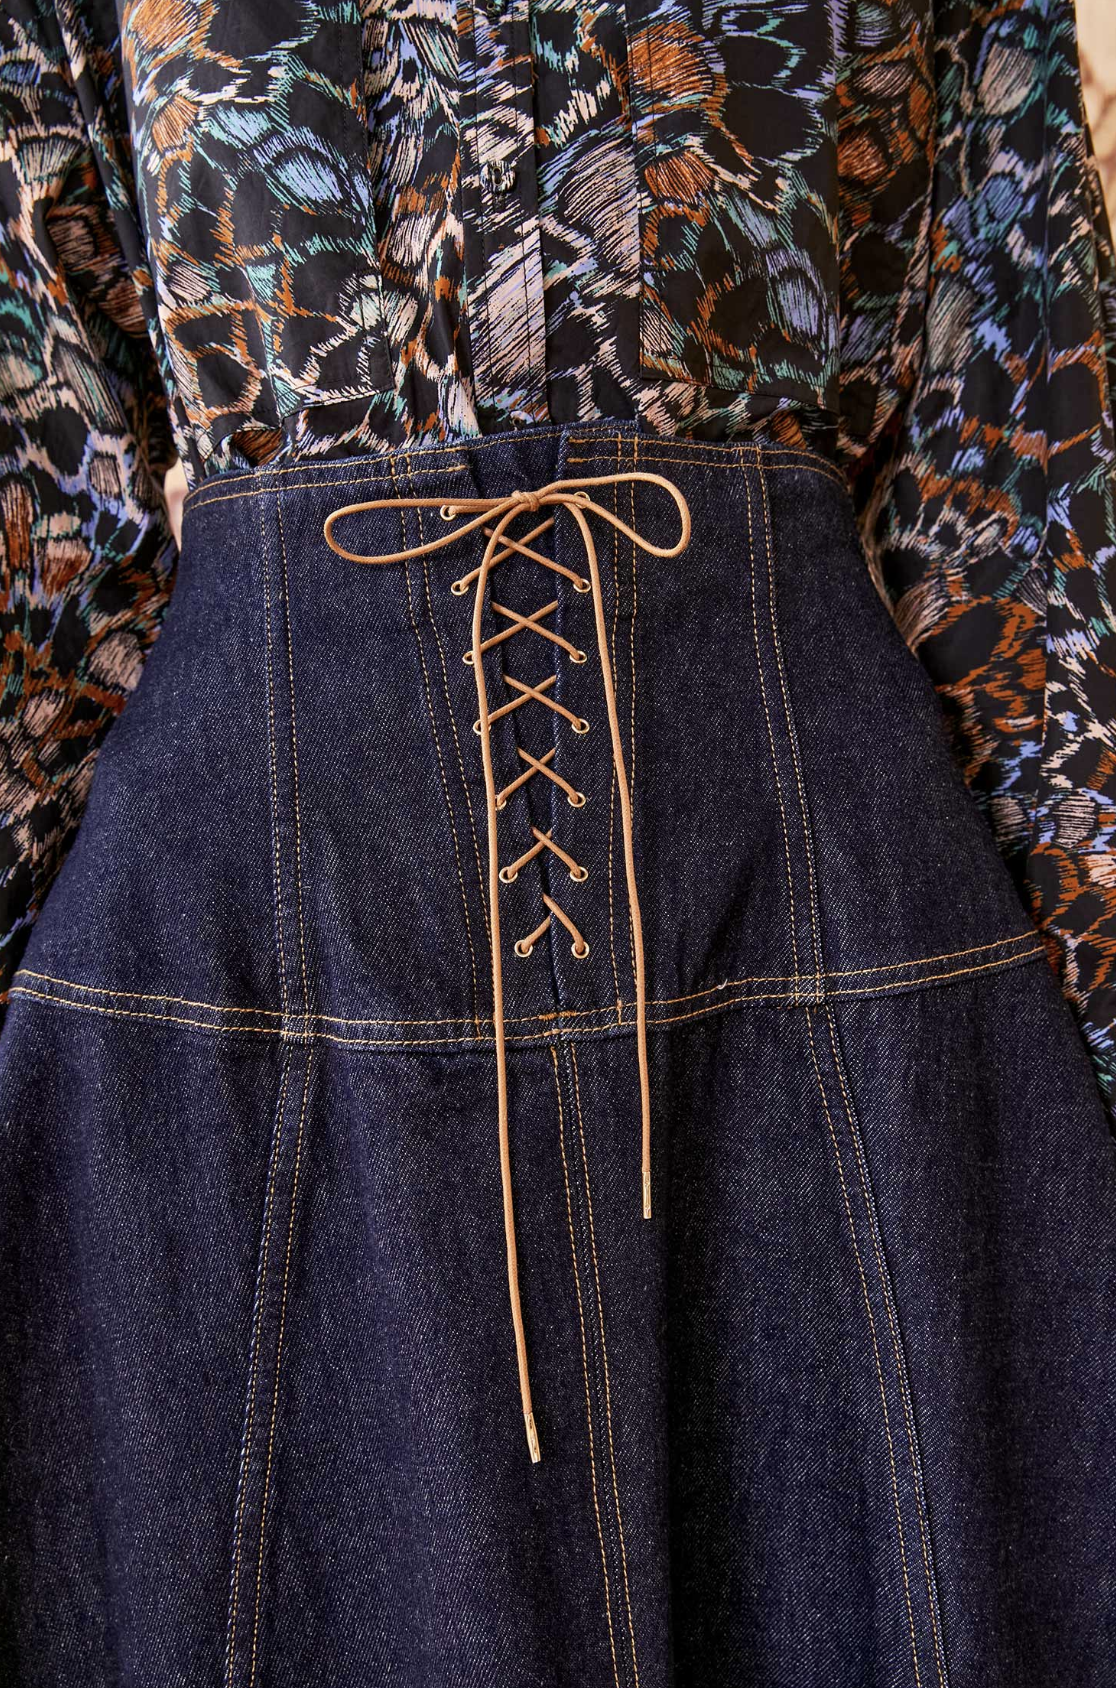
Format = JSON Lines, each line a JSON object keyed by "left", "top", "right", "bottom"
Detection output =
{"left": 2, "top": 0, "right": 1116, "bottom": 1112}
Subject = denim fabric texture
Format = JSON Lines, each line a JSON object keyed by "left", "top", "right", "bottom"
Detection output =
{"left": 1, "top": 421, "right": 1114, "bottom": 1685}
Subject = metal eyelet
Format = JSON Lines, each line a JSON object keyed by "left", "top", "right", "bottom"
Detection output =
{"left": 573, "top": 578, "right": 591, "bottom": 594}
{"left": 472, "top": 719, "right": 482, "bottom": 735}
{"left": 499, "top": 866, "right": 518, "bottom": 883}
{"left": 514, "top": 939, "right": 533, "bottom": 958}
{"left": 573, "top": 491, "right": 591, "bottom": 505}
{"left": 495, "top": 795, "right": 507, "bottom": 811}
{"left": 567, "top": 790, "right": 586, "bottom": 809}
{"left": 450, "top": 579, "right": 469, "bottom": 595}
{"left": 462, "top": 650, "right": 475, "bottom": 665}
{"left": 570, "top": 865, "right": 588, "bottom": 882}
{"left": 569, "top": 649, "right": 587, "bottom": 665}
{"left": 440, "top": 504, "right": 457, "bottom": 520}
{"left": 571, "top": 941, "right": 590, "bottom": 959}
{"left": 572, "top": 718, "right": 590, "bottom": 735}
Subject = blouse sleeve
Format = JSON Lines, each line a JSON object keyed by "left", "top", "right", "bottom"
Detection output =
{"left": 839, "top": 0, "right": 1116, "bottom": 1118}
{"left": 0, "top": 0, "right": 176, "bottom": 1001}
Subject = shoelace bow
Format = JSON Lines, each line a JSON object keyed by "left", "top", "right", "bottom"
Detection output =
{"left": 324, "top": 471, "right": 692, "bottom": 1461}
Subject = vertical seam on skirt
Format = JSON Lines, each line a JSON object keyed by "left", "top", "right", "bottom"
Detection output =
{"left": 420, "top": 525, "right": 492, "bottom": 949}
{"left": 248, "top": 1052, "right": 313, "bottom": 1688}
{"left": 824, "top": 1006, "right": 951, "bottom": 1688}
{"left": 741, "top": 453, "right": 802, "bottom": 999}
{"left": 259, "top": 487, "right": 290, "bottom": 1021}
{"left": 405, "top": 495, "right": 482, "bottom": 1033}
{"left": 570, "top": 1045, "right": 642, "bottom": 1688}
{"left": 804, "top": 1007, "right": 925, "bottom": 1688}
{"left": 223, "top": 1054, "right": 292, "bottom": 1688}
{"left": 551, "top": 1045, "right": 624, "bottom": 1688}
{"left": 275, "top": 491, "right": 313, "bottom": 1027}
{"left": 754, "top": 450, "right": 824, "bottom": 996}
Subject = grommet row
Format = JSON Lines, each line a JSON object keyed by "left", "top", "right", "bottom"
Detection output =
{"left": 462, "top": 645, "right": 586, "bottom": 665}
{"left": 473, "top": 715, "right": 589, "bottom": 736}
{"left": 447, "top": 487, "right": 598, "bottom": 982}
{"left": 499, "top": 863, "right": 589, "bottom": 884}
{"left": 515, "top": 936, "right": 590, "bottom": 960}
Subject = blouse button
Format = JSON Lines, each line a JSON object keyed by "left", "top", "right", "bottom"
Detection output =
{"left": 482, "top": 159, "right": 518, "bottom": 198}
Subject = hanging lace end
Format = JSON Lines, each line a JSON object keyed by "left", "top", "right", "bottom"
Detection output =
{"left": 525, "top": 1411, "right": 541, "bottom": 1464}
{"left": 642, "top": 1162, "right": 652, "bottom": 1221}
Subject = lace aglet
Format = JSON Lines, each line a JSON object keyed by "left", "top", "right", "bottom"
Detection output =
{"left": 525, "top": 1411, "right": 541, "bottom": 1464}
{"left": 642, "top": 1165, "right": 652, "bottom": 1220}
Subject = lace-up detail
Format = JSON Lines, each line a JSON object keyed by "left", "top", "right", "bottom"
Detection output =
{"left": 324, "top": 471, "right": 691, "bottom": 1462}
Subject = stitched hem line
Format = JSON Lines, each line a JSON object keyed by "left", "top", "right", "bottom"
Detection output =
{"left": 10, "top": 934, "right": 1045, "bottom": 1049}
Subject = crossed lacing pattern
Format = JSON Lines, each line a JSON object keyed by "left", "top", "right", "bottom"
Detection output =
{"left": 456, "top": 499, "right": 594, "bottom": 965}
{"left": 324, "top": 471, "right": 691, "bottom": 1462}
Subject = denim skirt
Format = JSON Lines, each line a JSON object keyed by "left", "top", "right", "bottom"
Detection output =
{"left": 2, "top": 422, "right": 1115, "bottom": 1686}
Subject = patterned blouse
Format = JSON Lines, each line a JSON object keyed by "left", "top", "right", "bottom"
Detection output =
{"left": 2, "top": 0, "right": 1116, "bottom": 1111}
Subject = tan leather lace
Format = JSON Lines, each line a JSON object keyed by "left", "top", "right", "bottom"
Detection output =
{"left": 324, "top": 472, "right": 691, "bottom": 1461}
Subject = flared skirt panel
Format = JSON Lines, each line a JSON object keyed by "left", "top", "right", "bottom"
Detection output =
{"left": 2, "top": 422, "right": 1113, "bottom": 1686}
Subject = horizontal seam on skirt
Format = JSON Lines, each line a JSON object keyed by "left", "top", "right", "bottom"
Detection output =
{"left": 12, "top": 931, "right": 1040, "bottom": 1026}
{"left": 182, "top": 431, "right": 842, "bottom": 513}
{"left": 9, "top": 942, "right": 1045, "bottom": 1049}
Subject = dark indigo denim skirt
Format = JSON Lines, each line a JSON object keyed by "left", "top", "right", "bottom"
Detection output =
{"left": 2, "top": 422, "right": 1115, "bottom": 1686}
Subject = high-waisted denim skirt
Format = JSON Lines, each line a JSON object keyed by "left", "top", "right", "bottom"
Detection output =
{"left": 2, "top": 422, "right": 1115, "bottom": 1686}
